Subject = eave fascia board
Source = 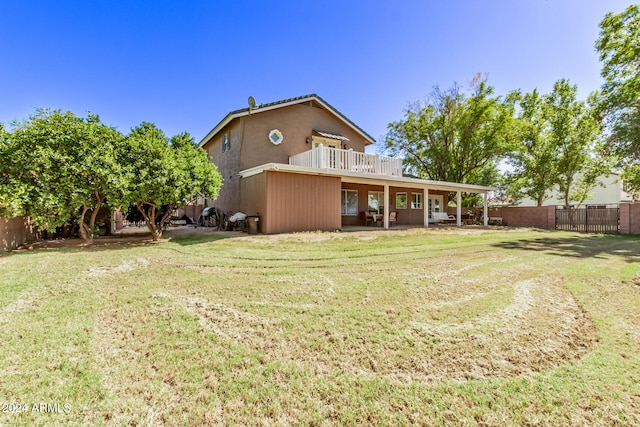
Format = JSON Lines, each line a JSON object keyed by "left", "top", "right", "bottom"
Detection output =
{"left": 198, "top": 112, "right": 236, "bottom": 148}
{"left": 238, "top": 163, "right": 495, "bottom": 193}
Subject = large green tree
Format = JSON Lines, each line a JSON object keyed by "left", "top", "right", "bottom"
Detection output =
{"left": 0, "top": 110, "right": 127, "bottom": 242}
{"left": 548, "top": 81, "right": 604, "bottom": 207}
{"left": 123, "top": 123, "right": 221, "bottom": 241}
{"left": 385, "top": 75, "right": 513, "bottom": 195}
{"left": 596, "top": 5, "right": 640, "bottom": 192}
{"left": 0, "top": 124, "right": 21, "bottom": 214}
{"left": 506, "top": 80, "right": 604, "bottom": 207}
{"left": 504, "top": 89, "right": 557, "bottom": 206}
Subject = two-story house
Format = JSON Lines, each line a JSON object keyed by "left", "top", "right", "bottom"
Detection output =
{"left": 199, "top": 94, "right": 493, "bottom": 234}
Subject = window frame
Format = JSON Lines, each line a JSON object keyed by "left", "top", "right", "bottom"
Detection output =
{"left": 222, "top": 132, "right": 230, "bottom": 152}
{"left": 367, "top": 191, "right": 385, "bottom": 214}
{"left": 341, "top": 189, "right": 358, "bottom": 216}
{"left": 411, "top": 192, "right": 423, "bottom": 209}
{"left": 396, "top": 192, "right": 407, "bottom": 209}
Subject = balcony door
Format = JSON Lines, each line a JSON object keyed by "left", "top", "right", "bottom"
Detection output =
{"left": 312, "top": 136, "right": 341, "bottom": 169}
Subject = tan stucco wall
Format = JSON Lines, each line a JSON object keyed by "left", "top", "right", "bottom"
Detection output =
{"left": 202, "top": 100, "right": 370, "bottom": 216}
{"left": 238, "top": 102, "right": 369, "bottom": 171}
{"left": 203, "top": 120, "right": 244, "bottom": 213}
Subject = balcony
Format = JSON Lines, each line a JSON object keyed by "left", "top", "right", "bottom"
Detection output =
{"left": 288, "top": 145, "right": 403, "bottom": 177}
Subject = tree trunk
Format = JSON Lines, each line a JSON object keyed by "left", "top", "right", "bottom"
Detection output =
{"left": 137, "top": 203, "right": 162, "bottom": 241}
{"left": 563, "top": 178, "right": 573, "bottom": 209}
{"left": 87, "top": 190, "right": 102, "bottom": 239}
{"left": 79, "top": 205, "right": 92, "bottom": 244}
{"left": 78, "top": 191, "right": 103, "bottom": 245}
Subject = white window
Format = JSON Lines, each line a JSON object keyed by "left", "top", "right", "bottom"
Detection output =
{"left": 222, "top": 132, "right": 230, "bottom": 152}
{"left": 368, "top": 191, "right": 385, "bottom": 214}
{"left": 411, "top": 193, "right": 423, "bottom": 209}
{"left": 341, "top": 189, "right": 358, "bottom": 215}
{"left": 396, "top": 192, "right": 407, "bottom": 209}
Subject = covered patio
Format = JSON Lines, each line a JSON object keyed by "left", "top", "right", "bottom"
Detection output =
{"left": 238, "top": 163, "right": 494, "bottom": 234}
{"left": 340, "top": 174, "right": 493, "bottom": 230}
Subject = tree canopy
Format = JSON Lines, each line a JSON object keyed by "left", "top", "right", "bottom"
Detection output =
{"left": 1, "top": 111, "right": 221, "bottom": 243}
{"left": 504, "top": 89, "right": 558, "bottom": 206}
{"left": 596, "top": 4, "right": 640, "bottom": 192}
{"left": 385, "top": 75, "right": 513, "bottom": 196}
{"left": 123, "top": 123, "right": 222, "bottom": 241}
{"left": 0, "top": 110, "right": 127, "bottom": 241}
{"left": 505, "top": 80, "right": 604, "bottom": 207}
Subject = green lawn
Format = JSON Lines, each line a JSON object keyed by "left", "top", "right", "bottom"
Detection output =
{"left": 1, "top": 228, "right": 639, "bottom": 426}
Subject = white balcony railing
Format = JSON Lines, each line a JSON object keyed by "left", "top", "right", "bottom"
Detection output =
{"left": 288, "top": 145, "right": 403, "bottom": 177}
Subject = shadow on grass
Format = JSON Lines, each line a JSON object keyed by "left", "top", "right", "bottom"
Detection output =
{"left": 492, "top": 232, "right": 640, "bottom": 263}
{"left": 1, "top": 227, "right": 245, "bottom": 258}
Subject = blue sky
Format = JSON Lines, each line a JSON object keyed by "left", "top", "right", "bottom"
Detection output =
{"left": 0, "top": 1, "right": 634, "bottom": 150}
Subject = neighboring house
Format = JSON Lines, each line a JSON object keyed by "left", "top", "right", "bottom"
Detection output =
{"left": 515, "top": 173, "right": 638, "bottom": 208}
{"left": 198, "top": 94, "right": 493, "bottom": 234}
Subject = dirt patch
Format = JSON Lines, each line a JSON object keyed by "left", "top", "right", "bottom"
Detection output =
{"left": 14, "top": 225, "right": 211, "bottom": 250}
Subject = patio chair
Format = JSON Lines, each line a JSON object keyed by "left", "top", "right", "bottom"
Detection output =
{"left": 389, "top": 211, "right": 397, "bottom": 226}
{"left": 360, "top": 211, "right": 373, "bottom": 226}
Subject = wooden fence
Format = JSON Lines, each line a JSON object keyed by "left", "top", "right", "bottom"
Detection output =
{"left": 555, "top": 207, "right": 619, "bottom": 234}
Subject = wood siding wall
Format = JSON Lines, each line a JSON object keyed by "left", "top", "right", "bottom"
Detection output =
{"left": 264, "top": 171, "right": 341, "bottom": 234}
{"left": 240, "top": 172, "right": 268, "bottom": 234}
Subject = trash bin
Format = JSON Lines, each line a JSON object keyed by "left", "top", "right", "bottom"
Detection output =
{"left": 247, "top": 216, "right": 260, "bottom": 235}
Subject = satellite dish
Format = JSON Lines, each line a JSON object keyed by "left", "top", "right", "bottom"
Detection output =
{"left": 248, "top": 96, "right": 257, "bottom": 109}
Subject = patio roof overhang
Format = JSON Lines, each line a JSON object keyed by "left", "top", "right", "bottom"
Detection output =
{"left": 313, "top": 130, "right": 350, "bottom": 141}
{"left": 238, "top": 162, "right": 495, "bottom": 194}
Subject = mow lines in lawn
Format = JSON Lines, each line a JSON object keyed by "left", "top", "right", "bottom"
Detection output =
{"left": 159, "top": 291, "right": 274, "bottom": 342}
{"left": 86, "top": 257, "right": 150, "bottom": 278}
{"left": 412, "top": 278, "right": 536, "bottom": 335}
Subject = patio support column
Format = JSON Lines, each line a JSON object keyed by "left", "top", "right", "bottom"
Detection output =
{"left": 424, "top": 188, "right": 429, "bottom": 228}
{"left": 383, "top": 184, "right": 390, "bottom": 229}
{"left": 456, "top": 191, "right": 462, "bottom": 227}
{"left": 483, "top": 192, "right": 488, "bottom": 226}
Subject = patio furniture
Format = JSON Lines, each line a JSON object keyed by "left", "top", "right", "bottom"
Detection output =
{"left": 432, "top": 212, "right": 456, "bottom": 224}
{"left": 360, "top": 211, "right": 374, "bottom": 226}
{"left": 389, "top": 211, "right": 397, "bottom": 226}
